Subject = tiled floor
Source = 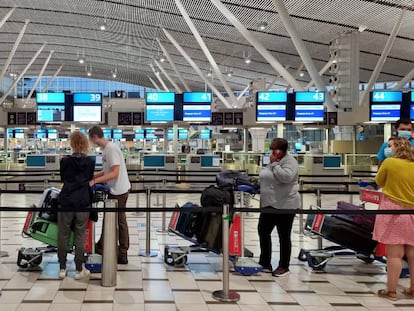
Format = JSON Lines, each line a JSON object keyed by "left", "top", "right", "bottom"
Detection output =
{"left": 0, "top": 189, "right": 414, "bottom": 311}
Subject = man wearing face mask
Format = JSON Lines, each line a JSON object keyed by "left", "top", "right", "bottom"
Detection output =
{"left": 377, "top": 119, "right": 413, "bottom": 166}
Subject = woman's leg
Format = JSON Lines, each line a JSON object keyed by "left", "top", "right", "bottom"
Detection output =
{"left": 386, "top": 244, "right": 405, "bottom": 292}
{"left": 57, "top": 211, "right": 74, "bottom": 269}
{"left": 258, "top": 207, "right": 276, "bottom": 268}
{"left": 73, "top": 211, "right": 89, "bottom": 271}
{"left": 405, "top": 244, "right": 414, "bottom": 292}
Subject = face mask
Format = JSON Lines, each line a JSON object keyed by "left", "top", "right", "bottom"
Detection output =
{"left": 397, "top": 130, "right": 412, "bottom": 139}
{"left": 384, "top": 147, "right": 393, "bottom": 158}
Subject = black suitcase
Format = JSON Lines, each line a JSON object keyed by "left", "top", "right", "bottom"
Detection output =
{"left": 196, "top": 212, "right": 222, "bottom": 252}
{"left": 175, "top": 202, "right": 202, "bottom": 238}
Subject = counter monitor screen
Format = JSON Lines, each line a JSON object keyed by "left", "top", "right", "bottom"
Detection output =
{"left": 48, "top": 129, "right": 58, "bottom": 139}
{"left": 103, "top": 129, "right": 112, "bottom": 139}
{"left": 201, "top": 156, "right": 220, "bottom": 168}
{"left": 370, "top": 91, "right": 402, "bottom": 122}
{"left": 143, "top": 155, "right": 165, "bottom": 168}
{"left": 256, "top": 91, "right": 287, "bottom": 122}
{"left": 37, "top": 129, "right": 47, "bottom": 139}
{"left": 182, "top": 92, "right": 212, "bottom": 122}
{"left": 135, "top": 129, "right": 144, "bottom": 140}
{"left": 323, "top": 155, "right": 341, "bottom": 169}
{"left": 73, "top": 93, "right": 102, "bottom": 122}
{"left": 145, "top": 92, "right": 175, "bottom": 122}
{"left": 26, "top": 155, "right": 46, "bottom": 168}
{"left": 113, "top": 129, "right": 122, "bottom": 140}
{"left": 36, "top": 92, "right": 65, "bottom": 122}
{"left": 14, "top": 129, "right": 24, "bottom": 139}
{"left": 200, "top": 129, "right": 212, "bottom": 140}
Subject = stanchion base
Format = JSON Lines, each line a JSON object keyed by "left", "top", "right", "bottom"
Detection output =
{"left": 138, "top": 250, "right": 158, "bottom": 257}
{"left": 212, "top": 290, "right": 240, "bottom": 302}
{"left": 156, "top": 229, "right": 168, "bottom": 233}
{"left": 0, "top": 251, "right": 9, "bottom": 258}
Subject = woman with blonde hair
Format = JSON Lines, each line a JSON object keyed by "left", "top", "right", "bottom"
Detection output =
{"left": 374, "top": 137, "right": 414, "bottom": 300}
{"left": 57, "top": 131, "right": 95, "bottom": 280}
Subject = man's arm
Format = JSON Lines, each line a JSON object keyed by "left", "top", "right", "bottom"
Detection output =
{"left": 90, "top": 166, "right": 120, "bottom": 186}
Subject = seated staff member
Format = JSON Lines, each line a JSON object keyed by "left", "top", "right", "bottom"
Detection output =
{"left": 377, "top": 119, "right": 413, "bottom": 166}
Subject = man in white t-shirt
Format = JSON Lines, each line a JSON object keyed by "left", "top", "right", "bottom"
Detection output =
{"left": 89, "top": 126, "right": 131, "bottom": 264}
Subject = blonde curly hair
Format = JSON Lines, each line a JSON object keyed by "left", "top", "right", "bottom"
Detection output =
{"left": 70, "top": 130, "right": 89, "bottom": 154}
{"left": 389, "top": 137, "right": 414, "bottom": 161}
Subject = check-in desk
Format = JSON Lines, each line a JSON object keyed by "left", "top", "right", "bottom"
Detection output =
{"left": 139, "top": 154, "right": 178, "bottom": 187}
{"left": 185, "top": 155, "right": 221, "bottom": 183}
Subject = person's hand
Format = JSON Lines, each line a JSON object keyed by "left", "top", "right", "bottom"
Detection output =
{"left": 89, "top": 179, "right": 95, "bottom": 187}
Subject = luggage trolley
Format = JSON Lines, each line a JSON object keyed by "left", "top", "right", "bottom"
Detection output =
{"left": 17, "top": 184, "right": 109, "bottom": 269}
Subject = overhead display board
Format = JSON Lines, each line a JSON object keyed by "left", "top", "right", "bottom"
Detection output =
{"left": 256, "top": 91, "right": 287, "bottom": 122}
{"left": 294, "top": 91, "right": 325, "bottom": 122}
{"left": 409, "top": 92, "right": 414, "bottom": 121}
{"left": 145, "top": 92, "right": 175, "bottom": 122}
{"left": 182, "top": 92, "right": 212, "bottom": 122}
{"left": 73, "top": 93, "right": 102, "bottom": 122}
{"left": 36, "top": 92, "right": 65, "bottom": 122}
{"left": 370, "top": 91, "right": 402, "bottom": 122}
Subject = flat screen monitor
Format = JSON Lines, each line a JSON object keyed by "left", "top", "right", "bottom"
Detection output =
{"left": 294, "top": 105, "right": 324, "bottom": 122}
{"left": 295, "top": 142, "right": 303, "bottom": 151}
{"left": 48, "top": 129, "right": 57, "bottom": 139}
{"left": 73, "top": 93, "right": 102, "bottom": 122}
{"left": 135, "top": 129, "right": 144, "bottom": 140}
{"left": 370, "top": 104, "right": 400, "bottom": 122}
{"left": 371, "top": 91, "right": 402, "bottom": 103}
{"left": 183, "top": 92, "right": 212, "bottom": 103}
{"left": 113, "top": 129, "right": 122, "bottom": 140}
{"left": 103, "top": 129, "right": 112, "bottom": 139}
{"left": 200, "top": 156, "right": 220, "bottom": 168}
{"left": 14, "top": 129, "right": 24, "bottom": 139}
{"left": 295, "top": 91, "right": 325, "bottom": 103}
{"left": 145, "top": 129, "right": 156, "bottom": 140}
{"left": 37, "top": 129, "right": 47, "bottom": 139}
{"left": 94, "top": 154, "right": 103, "bottom": 168}
{"left": 262, "top": 155, "right": 270, "bottom": 166}
{"left": 183, "top": 105, "right": 211, "bottom": 122}
{"left": 7, "top": 129, "right": 13, "bottom": 139}
{"left": 26, "top": 155, "right": 46, "bottom": 168}
{"left": 143, "top": 155, "right": 165, "bottom": 168}
{"left": 256, "top": 91, "right": 288, "bottom": 122}
{"left": 323, "top": 155, "right": 341, "bottom": 169}
{"left": 200, "top": 129, "right": 212, "bottom": 140}
{"left": 145, "top": 92, "right": 175, "bottom": 122}
{"left": 36, "top": 92, "right": 65, "bottom": 122}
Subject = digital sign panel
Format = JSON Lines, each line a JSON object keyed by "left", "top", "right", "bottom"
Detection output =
{"left": 73, "top": 93, "right": 102, "bottom": 122}
{"left": 145, "top": 92, "right": 175, "bottom": 122}
{"left": 183, "top": 92, "right": 212, "bottom": 103}
{"left": 371, "top": 91, "right": 402, "bottom": 103}
{"left": 294, "top": 105, "right": 324, "bottom": 122}
{"left": 182, "top": 92, "right": 212, "bottom": 122}
{"left": 36, "top": 92, "right": 65, "bottom": 122}
{"left": 370, "top": 91, "right": 402, "bottom": 122}
{"left": 256, "top": 91, "right": 287, "bottom": 122}
{"left": 295, "top": 91, "right": 325, "bottom": 103}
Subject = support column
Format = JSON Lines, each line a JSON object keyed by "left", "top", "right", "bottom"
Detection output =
{"left": 248, "top": 128, "right": 269, "bottom": 153}
{"left": 154, "top": 59, "right": 182, "bottom": 92}
{"left": 210, "top": 0, "right": 303, "bottom": 91}
{"left": 26, "top": 50, "right": 55, "bottom": 102}
{"left": 163, "top": 28, "right": 233, "bottom": 108}
{"left": 0, "top": 19, "right": 30, "bottom": 82}
{"left": 174, "top": 0, "right": 238, "bottom": 106}
{"left": 42, "top": 64, "right": 64, "bottom": 92}
{"left": 0, "top": 43, "right": 47, "bottom": 105}
{"left": 360, "top": 9, "right": 406, "bottom": 106}
{"left": 156, "top": 38, "right": 191, "bottom": 92}
{"left": 0, "top": 7, "right": 15, "bottom": 30}
{"left": 271, "top": 0, "right": 335, "bottom": 111}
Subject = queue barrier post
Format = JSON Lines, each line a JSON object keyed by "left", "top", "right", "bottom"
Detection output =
{"left": 315, "top": 187, "right": 323, "bottom": 250}
{"left": 139, "top": 187, "right": 157, "bottom": 257}
{"left": 157, "top": 178, "right": 168, "bottom": 232}
{"left": 299, "top": 179, "right": 304, "bottom": 234}
{"left": 101, "top": 199, "right": 118, "bottom": 287}
{"left": 212, "top": 203, "right": 240, "bottom": 302}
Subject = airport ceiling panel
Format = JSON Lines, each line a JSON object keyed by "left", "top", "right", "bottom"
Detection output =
{"left": 0, "top": 0, "right": 413, "bottom": 93}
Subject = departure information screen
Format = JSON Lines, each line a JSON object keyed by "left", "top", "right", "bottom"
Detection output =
{"left": 73, "top": 93, "right": 102, "bottom": 122}
{"left": 36, "top": 92, "right": 65, "bottom": 122}
{"left": 294, "top": 91, "right": 325, "bottom": 122}
{"left": 370, "top": 91, "right": 402, "bottom": 122}
{"left": 145, "top": 92, "right": 175, "bottom": 122}
{"left": 256, "top": 91, "right": 287, "bottom": 122}
{"left": 182, "top": 92, "right": 212, "bottom": 122}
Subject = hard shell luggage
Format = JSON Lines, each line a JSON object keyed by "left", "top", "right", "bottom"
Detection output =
{"left": 175, "top": 202, "right": 203, "bottom": 238}
{"left": 196, "top": 212, "right": 222, "bottom": 252}
{"left": 336, "top": 201, "right": 375, "bottom": 231}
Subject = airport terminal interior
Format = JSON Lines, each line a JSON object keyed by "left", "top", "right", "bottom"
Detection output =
{"left": 1, "top": 0, "right": 414, "bottom": 310}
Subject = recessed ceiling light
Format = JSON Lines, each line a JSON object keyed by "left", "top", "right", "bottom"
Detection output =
{"left": 258, "top": 21, "right": 268, "bottom": 31}
{"left": 99, "top": 22, "right": 107, "bottom": 31}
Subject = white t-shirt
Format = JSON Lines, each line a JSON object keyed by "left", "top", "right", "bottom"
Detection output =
{"left": 102, "top": 141, "right": 130, "bottom": 195}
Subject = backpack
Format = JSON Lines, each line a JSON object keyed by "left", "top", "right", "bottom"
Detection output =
{"left": 216, "top": 170, "right": 260, "bottom": 191}
{"left": 200, "top": 185, "right": 234, "bottom": 209}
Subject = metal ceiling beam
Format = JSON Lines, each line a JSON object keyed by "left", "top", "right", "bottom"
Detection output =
{"left": 272, "top": 0, "right": 335, "bottom": 111}
{"left": 163, "top": 28, "right": 233, "bottom": 109}
{"left": 237, "top": 84, "right": 250, "bottom": 100}
{"left": 154, "top": 59, "right": 182, "bottom": 93}
{"left": 0, "top": 19, "right": 30, "bottom": 82}
{"left": 0, "top": 43, "right": 47, "bottom": 105}
{"left": 26, "top": 50, "right": 54, "bottom": 102}
{"left": 210, "top": 0, "right": 303, "bottom": 92}
{"left": 148, "top": 75, "right": 161, "bottom": 91}
{"left": 156, "top": 38, "right": 191, "bottom": 92}
{"left": 360, "top": 9, "right": 406, "bottom": 106}
{"left": 174, "top": 0, "right": 238, "bottom": 106}
{"left": 392, "top": 67, "right": 414, "bottom": 90}
{"left": 286, "top": 63, "right": 303, "bottom": 91}
{"left": 265, "top": 76, "right": 279, "bottom": 91}
{"left": 42, "top": 64, "right": 64, "bottom": 92}
{"left": 0, "top": 7, "right": 15, "bottom": 30}
{"left": 305, "top": 60, "right": 334, "bottom": 89}
{"left": 150, "top": 64, "right": 169, "bottom": 91}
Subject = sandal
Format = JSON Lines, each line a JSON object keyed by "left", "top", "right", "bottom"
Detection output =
{"left": 377, "top": 289, "right": 398, "bottom": 301}
{"left": 402, "top": 288, "right": 414, "bottom": 298}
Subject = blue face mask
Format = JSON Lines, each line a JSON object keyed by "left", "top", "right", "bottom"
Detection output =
{"left": 397, "top": 130, "right": 412, "bottom": 139}
{"left": 384, "top": 147, "right": 393, "bottom": 158}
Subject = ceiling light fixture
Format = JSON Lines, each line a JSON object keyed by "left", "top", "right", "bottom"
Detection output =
{"left": 77, "top": 51, "right": 85, "bottom": 64}
{"left": 99, "top": 21, "right": 107, "bottom": 31}
{"left": 243, "top": 51, "right": 251, "bottom": 64}
{"left": 86, "top": 65, "right": 92, "bottom": 77}
{"left": 258, "top": 21, "right": 268, "bottom": 31}
{"left": 299, "top": 72, "right": 305, "bottom": 77}
{"left": 160, "top": 55, "right": 166, "bottom": 62}
{"left": 111, "top": 68, "right": 117, "bottom": 78}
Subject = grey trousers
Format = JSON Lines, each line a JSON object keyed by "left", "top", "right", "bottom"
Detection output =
{"left": 57, "top": 210, "right": 89, "bottom": 271}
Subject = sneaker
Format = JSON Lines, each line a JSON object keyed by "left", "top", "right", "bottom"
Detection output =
{"left": 272, "top": 267, "right": 290, "bottom": 277}
{"left": 260, "top": 264, "right": 273, "bottom": 273}
{"left": 118, "top": 254, "right": 128, "bottom": 265}
{"left": 75, "top": 268, "right": 91, "bottom": 280}
{"left": 59, "top": 269, "right": 67, "bottom": 279}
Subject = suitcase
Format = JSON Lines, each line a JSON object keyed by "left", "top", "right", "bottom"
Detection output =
{"left": 29, "top": 218, "right": 75, "bottom": 250}
{"left": 336, "top": 201, "right": 375, "bottom": 231}
{"left": 175, "top": 202, "right": 203, "bottom": 238}
{"left": 196, "top": 213, "right": 222, "bottom": 252}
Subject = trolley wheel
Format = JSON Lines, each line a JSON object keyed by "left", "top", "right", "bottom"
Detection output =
{"left": 298, "top": 249, "right": 308, "bottom": 262}
{"left": 306, "top": 251, "right": 329, "bottom": 271}
{"left": 164, "top": 246, "right": 175, "bottom": 266}
{"left": 173, "top": 254, "right": 187, "bottom": 267}
{"left": 17, "top": 248, "right": 28, "bottom": 268}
